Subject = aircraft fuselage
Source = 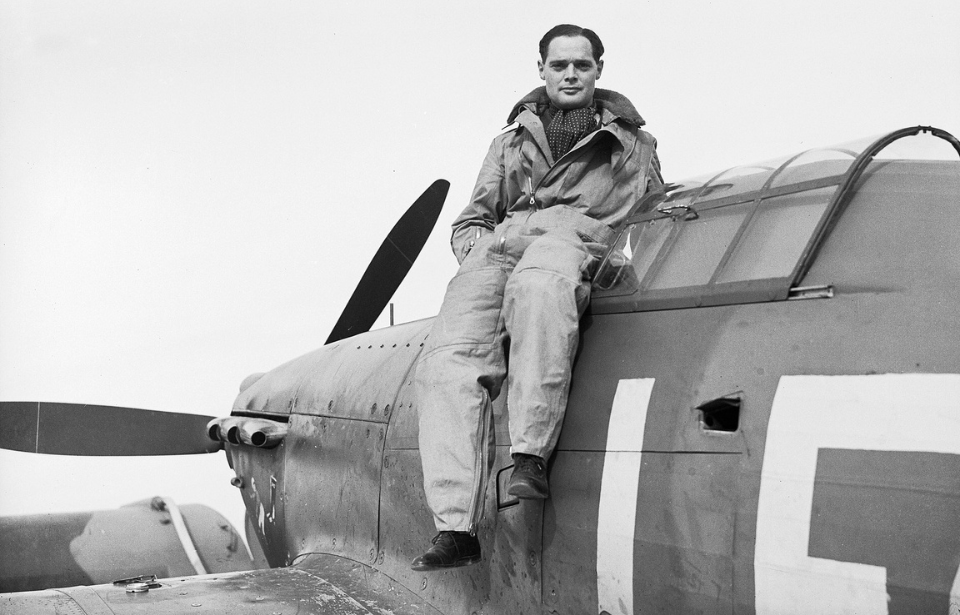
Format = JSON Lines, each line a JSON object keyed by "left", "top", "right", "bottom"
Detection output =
{"left": 226, "top": 156, "right": 960, "bottom": 614}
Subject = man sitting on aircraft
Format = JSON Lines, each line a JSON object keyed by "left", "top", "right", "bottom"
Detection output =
{"left": 413, "top": 24, "right": 663, "bottom": 571}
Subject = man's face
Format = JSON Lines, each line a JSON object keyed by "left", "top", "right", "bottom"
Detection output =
{"left": 538, "top": 35, "right": 603, "bottom": 110}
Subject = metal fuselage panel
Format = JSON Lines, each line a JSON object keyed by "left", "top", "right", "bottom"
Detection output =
{"left": 0, "top": 554, "right": 442, "bottom": 615}
{"left": 229, "top": 320, "right": 433, "bottom": 570}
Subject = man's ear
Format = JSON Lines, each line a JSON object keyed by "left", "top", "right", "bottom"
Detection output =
{"left": 596, "top": 59, "right": 604, "bottom": 79}
{"left": 538, "top": 59, "right": 545, "bottom": 80}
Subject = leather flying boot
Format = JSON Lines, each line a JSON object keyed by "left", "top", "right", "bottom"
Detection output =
{"left": 410, "top": 531, "right": 482, "bottom": 571}
{"left": 507, "top": 453, "right": 549, "bottom": 499}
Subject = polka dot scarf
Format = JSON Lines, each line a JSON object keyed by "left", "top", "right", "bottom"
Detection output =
{"left": 545, "top": 105, "right": 597, "bottom": 161}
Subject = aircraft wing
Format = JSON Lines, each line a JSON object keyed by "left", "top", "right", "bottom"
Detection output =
{"left": 0, "top": 554, "right": 441, "bottom": 615}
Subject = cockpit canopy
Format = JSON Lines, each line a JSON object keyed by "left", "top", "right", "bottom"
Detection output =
{"left": 592, "top": 126, "right": 960, "bottom": 313}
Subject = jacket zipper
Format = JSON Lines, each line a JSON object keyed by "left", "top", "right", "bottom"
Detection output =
{"left": 535, "top": 126, "right": 609, "bottom": 194}
{"left": 526, "top": 124, "right": 593, "bottom": 210}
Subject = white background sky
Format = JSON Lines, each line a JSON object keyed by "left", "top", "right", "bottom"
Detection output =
{"left": 1, "top": 1, "right": 958, "bottom": 542}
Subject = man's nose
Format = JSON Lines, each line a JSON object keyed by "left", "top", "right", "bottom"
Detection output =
{"left": 563, "top": 64, "right": 577, "bottom": 80}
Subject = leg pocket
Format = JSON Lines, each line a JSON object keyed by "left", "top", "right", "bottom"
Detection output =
{"left": 508, "top": 231, "right": 594, "bottom": 319}
{"left": 512, "top": 231, "right": 591, "bottom": 283}
{"left": 427, "top": 265, "right": 507, "bottom": 349}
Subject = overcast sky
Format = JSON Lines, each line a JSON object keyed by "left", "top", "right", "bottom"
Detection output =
{"left": 1, "top": 0, "right": 958, "bottom": 541}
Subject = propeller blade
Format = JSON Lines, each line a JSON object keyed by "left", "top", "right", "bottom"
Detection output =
{"left": 325, "top": 179, "right": 449, "bottom": 344}
{"left": 0, "top": 402, "right": 222, "bottom": 456}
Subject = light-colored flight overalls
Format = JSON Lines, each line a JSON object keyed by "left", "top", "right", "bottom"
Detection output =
{"left": 417, "top": 87, "right": 661, "bottom": 533}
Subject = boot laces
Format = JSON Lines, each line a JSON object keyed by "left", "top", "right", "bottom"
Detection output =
{"left": 431, "top": 531, "right": 460, "bottom": 545}
{"left": 515, "top": 454, "right": 544, "bottom": 474}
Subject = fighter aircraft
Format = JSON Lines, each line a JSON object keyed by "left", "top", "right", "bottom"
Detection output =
{"left": 1, "top": 125, "right": 958, "bottom": 614}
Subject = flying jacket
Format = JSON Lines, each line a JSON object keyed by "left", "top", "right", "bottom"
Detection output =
{"left": 451, "top": 86, "right": 663, "bottom": 263}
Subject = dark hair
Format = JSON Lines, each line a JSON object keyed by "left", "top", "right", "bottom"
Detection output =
{"left": 539, "top": 24, "right": 604, "bottom": 62}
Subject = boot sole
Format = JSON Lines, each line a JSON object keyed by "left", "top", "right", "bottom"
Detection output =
{"left": 507, "top": 482, "right": 549, "bottom": 499}
{"left": 411, "top": 553, "right": 482, "bottom": 571}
